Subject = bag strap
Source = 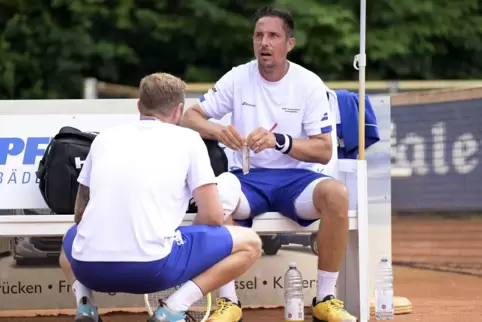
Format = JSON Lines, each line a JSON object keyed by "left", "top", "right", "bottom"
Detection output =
{"left": 55, "top": 126, "right": 97, "bottom": 142}
{"left": 36, "top": 137, "right": 55, "bottom": 179}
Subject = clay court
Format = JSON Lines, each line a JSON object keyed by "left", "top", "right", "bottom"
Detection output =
{"left": 1, "top": 215, "right": 481, "bottom": 322}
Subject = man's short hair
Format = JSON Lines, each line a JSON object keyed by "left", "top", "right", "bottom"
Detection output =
{"left": 138, "top": 73, "right": 186, "bottom": 116}
{"left": 254, "top": 6, "right": 295, "bottom": 38}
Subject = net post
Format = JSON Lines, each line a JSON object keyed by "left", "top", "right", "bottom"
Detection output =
{"left": 357, "top": 0, "right": 367, "bottom": 161}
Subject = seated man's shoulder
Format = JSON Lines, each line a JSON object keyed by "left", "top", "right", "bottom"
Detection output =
{"left": 290, "top": 62, "right": 325, "bottom": 87}
{"left": 233, "top": 59, "right": 257, "bottom": 72}
{"left": 226, "top": 60, "right": 258, "bottom": 79}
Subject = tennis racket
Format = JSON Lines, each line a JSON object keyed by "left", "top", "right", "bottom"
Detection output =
{"left": 144, "top": 285, "right": 212, "bottom": 322}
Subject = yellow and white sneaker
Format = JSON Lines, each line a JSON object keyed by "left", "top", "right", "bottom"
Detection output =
{"left": 206, "top": 297, "right": 242, "bottom": 322}
{"left": 312, "top": 295, "right": 356, "bottom": 322}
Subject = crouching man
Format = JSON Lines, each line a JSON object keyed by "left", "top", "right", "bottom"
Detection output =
{"left": 59, "top": 73, "right": 262, "bottom": 322}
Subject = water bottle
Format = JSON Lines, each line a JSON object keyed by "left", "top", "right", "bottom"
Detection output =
{"left": 284, "top": 262, "right": 304, "bottom": 322}
{"left": 375, "top": 255, "right": 394, "bottom": 320}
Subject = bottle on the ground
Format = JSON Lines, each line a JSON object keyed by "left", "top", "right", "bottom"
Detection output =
{"left": 375, "top": 255, "right": 394, "bottom": 320}
{"left": 284, "top": 262, "right": 304, "bottom": 322}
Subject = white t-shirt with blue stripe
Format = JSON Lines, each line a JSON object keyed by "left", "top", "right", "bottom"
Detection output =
{"left": 199, "top": 60, "right": 332, "bottom": 172}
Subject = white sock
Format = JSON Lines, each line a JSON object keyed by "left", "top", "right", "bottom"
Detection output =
{"left": 218, "top": 281, "right": 239, "bottom": 304}
{"left": 165, "top": 280, "right": 204, "bottom": 313}
{"left": 72, "top": 280, "right": 94, "bottom": 307}
{"left": 316, "top": 270, "right": 339, "bottom": 302}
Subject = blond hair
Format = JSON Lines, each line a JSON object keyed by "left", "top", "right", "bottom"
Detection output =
{"left": 138, "top": 73, "right": 186, "bottom": 115}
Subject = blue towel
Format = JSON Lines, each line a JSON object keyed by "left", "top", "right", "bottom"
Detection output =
{"left": 335, "top": 89, "right": 380, "bottom": 159}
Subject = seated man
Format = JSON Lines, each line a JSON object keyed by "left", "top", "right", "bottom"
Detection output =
{"left": 59, "top": 73, "right": 262, "bottom": 322}
{"left": 181, "top": 6, "right": 354, "bottom": 322}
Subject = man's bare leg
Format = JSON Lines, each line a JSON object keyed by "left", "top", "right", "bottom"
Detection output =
{"left": 313, "top": 179, "right": 349, "bottom": 300}
{"left": 59, "top": 242, "right": 98, "bottom": 322}
{"left": 59, "top": 246, "right": 76, "bottom": 285}
{"left": 310, "top": 178, "right": 354, "bottom": 321}
{"left": 60, "top": 245, "right": 95, "bottom": 306}
{"left": 315, "top": 179, "right": 349, "bottom": 269}
{"left": 215, "top": 216, "right": 240, "bottom": 305}
{"left": 214, "top": 173, "right": 244, "bottom": 304}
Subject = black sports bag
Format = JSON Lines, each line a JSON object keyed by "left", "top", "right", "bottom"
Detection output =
{"left": 36, "top": 126, "right": 97, "bottom": 214}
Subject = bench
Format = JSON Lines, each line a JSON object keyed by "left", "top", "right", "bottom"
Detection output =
{"left": 0, "top": 98, "right": 370, "bottom": 322}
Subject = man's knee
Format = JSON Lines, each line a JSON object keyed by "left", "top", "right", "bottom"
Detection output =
{"left": 216, "top": 172, "right": 242, "bottom": 216}
{"left": 314, "top": 179, "right": 349, "bottom": 215}
{"left": 226, "top": 225, "right": 262, "bottom": 258}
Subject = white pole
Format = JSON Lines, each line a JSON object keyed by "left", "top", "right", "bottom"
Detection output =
{"left": 83, "top": 78, "right": 98, "bottom": 99}
{"left": 358, "top": 0, "right": 367, "bottom": 160}
{"left": 356, "top": 1, "right": 370, "bottom": 322}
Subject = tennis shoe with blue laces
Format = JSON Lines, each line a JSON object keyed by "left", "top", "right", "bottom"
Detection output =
{"left": 74, "top": 296, "right": 102, "bottom": 322}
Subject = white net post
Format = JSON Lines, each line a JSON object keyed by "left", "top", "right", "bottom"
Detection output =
{"left": 83, "top": 78, "right": 98, "bottom": 99}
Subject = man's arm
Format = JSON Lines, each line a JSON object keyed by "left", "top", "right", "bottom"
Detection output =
{"left": 291, "top": 82, "right": 333, "bottom": 164}
{"left": 75, "top": 144, "right": 94, "bottom": 224}
{"left": 247, "top": 128, "right": 332, "bottom": 164}
{"left": 181, "top": 69, "right": 244, "bottom": 150}
{"left": 288, "top": 133, "right": 333, "bottom": 164}
{"left": 182, "top": 106, "right": 244, "bottom": 150}
{"left": 180, "top": 70, "right": 234, "bottom": 136}
{"left": 288, "top": 133, "right": 333, "bottom": 165}
{"left": 191, "top": 183, "right": 225, "bottom": 226}
{"left": 74, "top": 184, "right": 90, "bottom": 224}
{"left": 181, "top": 105, "right": 224, "bottom": 140}
{"left": 187, "top": 133, "right": 225, "bottom": 226}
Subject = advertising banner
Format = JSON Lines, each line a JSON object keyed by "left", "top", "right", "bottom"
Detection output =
{"left": 391, "top": 97, "right": 482, "bottom": 211}
{"left": 0, "top": 96, "right": 391, "bottom": 313}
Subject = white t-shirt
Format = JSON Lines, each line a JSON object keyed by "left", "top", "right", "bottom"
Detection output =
{"left": 199, "top": 60, "right": 332, "bottom": 172}
{"left": 71, "top": 120, "right": 216, "bottom": 262}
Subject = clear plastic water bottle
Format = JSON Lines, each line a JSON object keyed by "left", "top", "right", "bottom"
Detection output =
{"left": 284, "top": 262, "right": 304, "bottom": 322}
{"left": 375, "top": 255, "right": 394, "bottom": 320}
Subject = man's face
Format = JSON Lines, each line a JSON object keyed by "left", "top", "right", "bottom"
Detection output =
{"left": 253, "top": 16, "right": 295, "bottom": 70}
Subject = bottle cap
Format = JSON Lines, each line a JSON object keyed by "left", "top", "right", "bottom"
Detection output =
{"left": 289, "top": 262, "right": 297, "bottom": 268}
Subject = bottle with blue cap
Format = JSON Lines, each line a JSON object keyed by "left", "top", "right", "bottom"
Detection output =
{"left": 284, "top": 261, "right": 304, "bottom": 322}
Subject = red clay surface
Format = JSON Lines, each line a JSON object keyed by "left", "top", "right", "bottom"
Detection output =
{"left": 1, "top": 215, "right": 482, "bottom": 322}
{"left": 392, "top": 215, "right": 482, "bottom": 276}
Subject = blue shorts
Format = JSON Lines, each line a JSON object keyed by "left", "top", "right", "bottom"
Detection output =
{"left": 232, "top": 168, "right": 329, "bottom": 227}
{"left": 63, "top": 224, "right": 233, "bottom": 294}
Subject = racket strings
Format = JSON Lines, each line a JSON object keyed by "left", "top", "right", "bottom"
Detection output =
{"left": 155, "top": 299, "right": 196, "bottom": 322}
{"left": 148, "top": 289, "right": 209, "bottom": 322}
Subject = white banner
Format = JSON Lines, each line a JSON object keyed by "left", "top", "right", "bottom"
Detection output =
{"left": 0, "top": 114, "right": 138, "bottom": 209}
{"left": 0, "top": 99, "right": 236, "bottom": 209}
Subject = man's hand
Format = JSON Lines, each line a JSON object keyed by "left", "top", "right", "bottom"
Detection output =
{"left": 216, "top": 125, "right": 245, "bottom": 151}
{"left": 246, "top": 127, "right": 276, "bottom": 154}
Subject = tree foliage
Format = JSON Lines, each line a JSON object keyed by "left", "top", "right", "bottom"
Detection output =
{"left": 1, "top": 0, "right": 482, "bottom": 99}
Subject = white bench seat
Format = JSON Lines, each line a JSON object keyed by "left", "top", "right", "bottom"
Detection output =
{"left": 0, "top": 210, "right": 358, "bottom": 237}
